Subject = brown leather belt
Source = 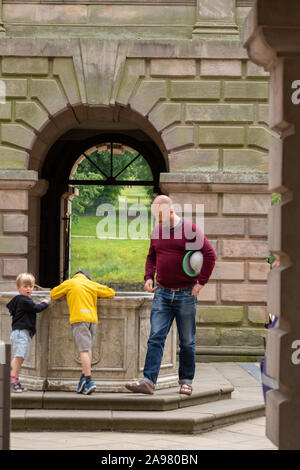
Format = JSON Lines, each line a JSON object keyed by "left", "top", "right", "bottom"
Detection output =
{"left": 156, "top": 283, "right": 194, "bottom": 291}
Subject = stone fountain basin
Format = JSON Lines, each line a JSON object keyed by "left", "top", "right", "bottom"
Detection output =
{"left": 0, "top": 290, "right": 177, "bottom": 392}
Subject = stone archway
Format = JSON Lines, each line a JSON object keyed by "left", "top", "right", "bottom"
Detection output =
{"left": 37, "top": 123, "right": 167, "bottom": 288}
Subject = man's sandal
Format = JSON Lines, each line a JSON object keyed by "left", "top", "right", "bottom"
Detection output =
{"left": 179, "top": 383, "right": 193, "bottom": 395}
{"left": 125, "top": 380, "right": 154, "bottom": 395}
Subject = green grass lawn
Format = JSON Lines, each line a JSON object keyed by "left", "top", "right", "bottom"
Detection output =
{"left": 70, "top": 236, "right": 150, "bottom": 284}
{"left": 70, "top": 187, "right": 153, "bottom": 286}
{"left": 71, "top": 214, "right": 153, "bottom": 238}
{"left": 71, "top": 216, "right": 101, "bottom": 236}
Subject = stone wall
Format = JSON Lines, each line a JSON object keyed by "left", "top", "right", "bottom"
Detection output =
{"left": 167, "top": 181, "right": 270, "bottom": 360}
{"left": 0, "top": 0, "right": 273, "bottom": 358}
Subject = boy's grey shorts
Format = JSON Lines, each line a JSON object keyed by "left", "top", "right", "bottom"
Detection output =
{"left": 71, "top": 322, "right": 97, "bottom": 352}
{"left": 10, "top": 329, "right": 31, "bottom": 360}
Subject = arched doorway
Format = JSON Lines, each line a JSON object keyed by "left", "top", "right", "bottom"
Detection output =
{"left": 39, "top": 132, "right": 166, "bottom": 288}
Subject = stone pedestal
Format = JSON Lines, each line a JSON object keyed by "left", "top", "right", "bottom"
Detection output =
{"left": 0, "top": 291, "right": 178, "bottom": 392}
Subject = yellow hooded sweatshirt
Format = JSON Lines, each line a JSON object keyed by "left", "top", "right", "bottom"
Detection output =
{"left": 50, "top": 273, "right": 115, "bottom": 324}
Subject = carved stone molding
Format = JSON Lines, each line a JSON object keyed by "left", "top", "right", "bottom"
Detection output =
{"left": 193, "top": 0, "right": 239, "bottom": 37}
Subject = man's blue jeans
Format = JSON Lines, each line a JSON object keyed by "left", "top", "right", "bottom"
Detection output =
{"left": 143, "top": 287, "right": 197, "bottom": 389}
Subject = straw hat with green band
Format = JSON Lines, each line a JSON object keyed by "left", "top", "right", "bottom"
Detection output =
{"left": 182, "top": 251, "right": 203, "bottom": 278}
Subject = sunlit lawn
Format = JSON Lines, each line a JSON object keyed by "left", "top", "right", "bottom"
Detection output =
{"left": 70, "top": 237, "right": 150, "bottom": 284}
{"left": 71, "top": 215, "right": 153, "bottom": 238}
{"left": 70, "top": 187, "right": 153, "bottom": 284}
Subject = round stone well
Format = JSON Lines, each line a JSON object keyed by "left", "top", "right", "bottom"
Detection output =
{"left": 0, "top": 291, "right": 178, "bottom": 392}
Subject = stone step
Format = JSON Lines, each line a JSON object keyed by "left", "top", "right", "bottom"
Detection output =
{"left": 11, "top": 398, "right": 265, "bottom": 434}
{"left": 196, "top": 354, "right": 264, "bottom": 363}
{"left": 11, "top": 385, "right": 234, "bottom": 412}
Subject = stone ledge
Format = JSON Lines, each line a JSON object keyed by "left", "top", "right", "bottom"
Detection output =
{"left": 0, "top": 170, "right": 38, "bottom": 190}
{"left": 160, "top": 172, "right": 269, "bottom": 184}
{"left": 196, "top": 346, "right": 265, "bottom": 357}
{"left": 160, "top": 172, "right": 269, "bottom": 194}
{"left": 11, "top": 392, "right": 44, "bottom": 410}
{"left": 12, "top": 385, "right": 234, "bottom": 412}
{"left": 0, "top": 38, "right": 249, "bottom": 60}
{"left": 11, "top": 399, "right": 265, "bottom": 433}
{"left": 196, "top": 355, "right": 264, "bottom": 363}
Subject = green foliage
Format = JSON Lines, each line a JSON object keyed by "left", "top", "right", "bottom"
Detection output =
{"left": 266, "top": 254, "right": 275, "bottom": 265}
{"left": 72, "top": 172, "right": 105, "bottom": 215}
{"left": 267, "top": 192, "right": 281, "bottom": 264}
{"left": 271, "top": 193, "right": 281, "bottom": 206}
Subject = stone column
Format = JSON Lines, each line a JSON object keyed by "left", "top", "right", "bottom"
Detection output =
{"left": 0, "top": 170, "right": 38, "bottom": 291}
{"left": 193, "top": 0, "right": 239, "bottom": 38}
{"left": 244, "top": 0, "right": 300, "bottom": 450}
{"left": 28, "top": 179, "right": 49, "bottom": 283}
{"left": 0, "top": 342, "right": 10, "bottom": 450}
{"left": 60, "top": 187, "right": 79, "bottom": 282}
{"left": 0, "top": 0, "right": 5, "bottom": 35}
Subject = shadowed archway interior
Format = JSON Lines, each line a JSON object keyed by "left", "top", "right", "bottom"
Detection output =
{"left": 39, "top": 131, "right": 166, "bottom": 287}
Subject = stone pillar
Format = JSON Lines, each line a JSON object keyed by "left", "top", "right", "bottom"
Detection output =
{"left": 0, "top": 342, "right": 10, "bottom": 450}
{"left": 0, "top": 0, "right": 5, "bottom": 35}
{"left": 60, "top": 187, "right": 79, "bottom": 282}
{"left": 193, "top": 0, "right": 239, "bottom": 37}
{"left": 28, "top": 179, "right": 49, "bottom": 283}
{"left": 0, "top": 170, "right": 38, "bottom": 291}
{"left": 244, "top": 0, "right": 300, "bottom": 450}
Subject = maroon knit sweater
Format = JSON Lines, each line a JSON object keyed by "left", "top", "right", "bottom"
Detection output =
{"left": 144, "top": 219, "right": 216, "bottom": 288}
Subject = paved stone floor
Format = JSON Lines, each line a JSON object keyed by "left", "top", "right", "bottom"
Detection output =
{"left": 10, "top": 416, "right": 276, "bottom": 450}
{"left": 10, "top": 362, "right": 277, "bottom": 450}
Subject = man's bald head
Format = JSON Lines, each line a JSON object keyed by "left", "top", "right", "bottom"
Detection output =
{"left": 152, "top": 195, "right": 173, "bottom": 207}
{"left": 151, "top": 195, "right": 176, "bottom": 225}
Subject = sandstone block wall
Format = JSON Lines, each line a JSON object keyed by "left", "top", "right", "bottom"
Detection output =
{"left": 0, "top": 0, "right": 272, "bottom": 359}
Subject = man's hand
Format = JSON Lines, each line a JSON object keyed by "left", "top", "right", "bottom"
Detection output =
{"left": 192, "top": 283, "right": 203, "bottom": 296}
{"left": 144, "top": 279, "right": 155, "bottom": 292}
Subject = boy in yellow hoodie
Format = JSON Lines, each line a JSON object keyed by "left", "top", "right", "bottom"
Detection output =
{"left": 50, "top": 270, "right": 115, "bottom": 395}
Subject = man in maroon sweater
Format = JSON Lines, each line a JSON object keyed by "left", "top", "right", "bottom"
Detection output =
{"left": 126, "top": 195, "right": 216, "bottom": 395}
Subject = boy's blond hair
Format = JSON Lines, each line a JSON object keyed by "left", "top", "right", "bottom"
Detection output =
{"left": 16, "top": 273, "right": 35, "bottom": 288}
